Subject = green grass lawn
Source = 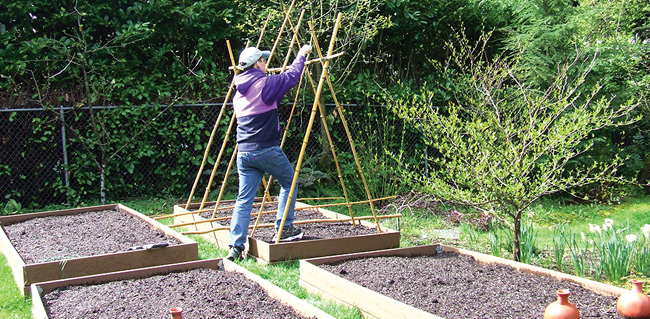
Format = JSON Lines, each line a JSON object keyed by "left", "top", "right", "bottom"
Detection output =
{"left": 0, "top": 253, "right": 31, "bottom": 319}
{"left": 1, "top": 194, "right": 649, "bottom": 317}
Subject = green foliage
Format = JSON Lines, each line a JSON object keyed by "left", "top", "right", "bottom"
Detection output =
{"left": 551, "top": 224, "right": 568, "bottom": 271}
{"left": 594, "top": 222, "right": 635, "bottom": 282}
{"left": 1, "top": 0, "right": 236, "bottom": 106}
{"left": 388, "top": 31, "right": 640, "bottom": 261}
{"left": 502, "top": 0, "right": 650, "bottom": 192}
{"left": 634, "top": 230, "right": 650, "bottom": 277}
{"left": 2, "top": 199, "right": 26, "bottom": 216}
{"left": 61, "top": 105, "right": 215, "bottom": 203}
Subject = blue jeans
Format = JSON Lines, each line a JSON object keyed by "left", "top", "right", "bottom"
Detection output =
{"left": 229, "top": 146, "right": 298, "bottom": 249}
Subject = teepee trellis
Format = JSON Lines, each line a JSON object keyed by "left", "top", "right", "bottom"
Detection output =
{"left": 171, "top": 8, "right": 393, "bottom": 240}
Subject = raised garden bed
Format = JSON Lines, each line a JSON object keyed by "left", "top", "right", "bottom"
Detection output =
{"left": 0, "top": 204, "right": 198, "bottom": 295}
{"left": 300, "top": 244, "right": 629, "bottom": 319}
{"left": 31, "top": 258, "right": 336, "bottom": 319}
{"left": 173, "top": 199, "right": 399, "bottom": 264}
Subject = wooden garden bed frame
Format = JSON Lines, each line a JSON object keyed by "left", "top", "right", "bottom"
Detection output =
{"left": 31, "top": 258, "right": 336, "bottom": 319}
{"left": 0, "top": 204, "right": 199, "bottom": 295}
{"left": 299, "top": 244, "right": 630, "bottom": 319}
{"left": 173, "top": 200, "right": 400, "bottom": 264}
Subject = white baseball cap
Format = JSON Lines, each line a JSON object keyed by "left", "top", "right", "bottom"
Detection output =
{"left": 237, "top": 47, "right": 271, "bottom": 70}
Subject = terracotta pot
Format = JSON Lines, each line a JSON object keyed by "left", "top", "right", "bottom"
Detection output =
{"left": 544, "top": 289, "right": 580, "bottom": 319}
{"left": 617, "top": 280, "right": 650, "bottom": 319}
{"left": 170, "top": 307, "right": 183, "bottom": 319}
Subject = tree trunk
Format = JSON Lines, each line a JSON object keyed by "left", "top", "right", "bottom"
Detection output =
{"left": 513, "top": 214, "right": 521, "bottom": 261}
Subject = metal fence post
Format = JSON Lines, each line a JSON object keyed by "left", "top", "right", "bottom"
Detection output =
{"left": 59, "top": 105, "right": 71, "bottom": 206}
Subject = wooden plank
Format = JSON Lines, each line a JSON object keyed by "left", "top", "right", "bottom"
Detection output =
{"left": 0, "top": 204, "right": 118, "bottom": 225}
{"left": 299, "top": 259, "right": 442, "bottom": 319}
{"left": 251, "top": 231, "right": 400, "bottom": 263}
{"left": 117, "top": 204, "right": 196, "bottom": 244}
{"left": 223, "top": 259, "right": 336, "bottom": 319}
{"left": 23, "top": 243, "right": 198, "bottom": 285}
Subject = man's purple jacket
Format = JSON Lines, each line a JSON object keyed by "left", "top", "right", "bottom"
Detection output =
{"left": 232, "top": 55, "right": 306, "bottom": 152}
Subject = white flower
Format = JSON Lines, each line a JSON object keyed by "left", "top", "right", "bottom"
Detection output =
{"left": 626, "top": 234, "right": 638, "bottom": 243}
{"left": 603, "top": 223, "right": 612, "bottom": 231}
{"left": 638, "top": 224, "right": 650, "bottom": 239}
{"left": 604, "top": 218, "right": 614, "bottom": 226}
{"left": 581, "top": 232, "right": 586, "bottom": 240}
{"left": 589, "top": 224, "right": 602, "bottom": 234}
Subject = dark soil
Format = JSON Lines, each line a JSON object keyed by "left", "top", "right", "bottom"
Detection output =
{"left": 43, "top": 267, "right": 315, "bottom": 319}
{"left": 319, "top": 252, "right": 619, "bottom": 319}
{"left": 3, "top": 210, "right": 181, "bottom": 264}
{"left": 201, "top": 203, "right": 380, "bottom": 242}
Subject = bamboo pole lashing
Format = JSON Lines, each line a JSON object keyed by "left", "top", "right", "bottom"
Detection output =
{"left": 182, "top": 213, "right": 401, "bottom": 236}
{"left": 265, "top": 53, "right": 346, "bottom": 72}
{"left": 276, "top": 12, "right": 344, "bottom": 243}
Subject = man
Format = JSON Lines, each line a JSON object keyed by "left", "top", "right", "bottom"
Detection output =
{"left": 226, "top": 44, "right": 312, "bottom": 261}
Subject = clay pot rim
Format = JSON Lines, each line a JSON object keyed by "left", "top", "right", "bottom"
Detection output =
{"left": 556, "top": 289, "right": 571, "bottom": 296}
{"left": 170, "top": 307, "right": 183, "bottom": 313}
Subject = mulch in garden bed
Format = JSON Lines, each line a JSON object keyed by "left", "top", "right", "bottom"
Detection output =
{"left": 42, "top": 267, "right": 315, "bottom": 319}
{"left": 3, "top": 210, "right": 181, "bottom": 264}
{"left": 319, "top": 252, "right": 619, "bottom": 319}
{"left": 201, "top": 203, "right": 380, "bottom": 243}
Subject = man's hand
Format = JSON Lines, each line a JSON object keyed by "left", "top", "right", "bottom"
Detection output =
{"left": 298, "top": 45, "right": 312, "bottom": 57}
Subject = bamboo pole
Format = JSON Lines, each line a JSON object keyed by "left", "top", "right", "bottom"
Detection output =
{"left": 267, "top": 0, "right": 297, "bottom": 66}
{"left": 155, "top": 196, "right": 347, "bottom": 221}
{"left": 250, "top": 9, "right": 306, "bottom": 238}
{"left": 166, "top": 195, "right": 396, "bottom": 229}
{"left": 266, "top": 53, "right": 345, "bottom": 72}
{"left": 324, "top": 72, "right": 382, "bottom": 232}
{"left": 276, "top": 13, "right": 344, "bottom": 243}
{"left": 209, "top": 143, "right": 238, "bottom": 218}
{"left": 184, "top": 11, "right": 272, "bottom": 210}
{"left": 304, "top": 19, "right": 382, "bottom": 232}
{"left": 305, "top": 21, "right": 357, "bottom": 227}
{"left": 182, "top": 214, "right": 401, "bottom": 236}
{"left": 184, "top": 62, "right": 234, "bottom": 211}
{"left": 279, "top": 14, "right": 356, "bottom": 228}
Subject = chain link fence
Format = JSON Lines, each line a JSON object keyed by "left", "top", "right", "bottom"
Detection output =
{"left": 1, "top": 103, "right": 430, "bottom": 210}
